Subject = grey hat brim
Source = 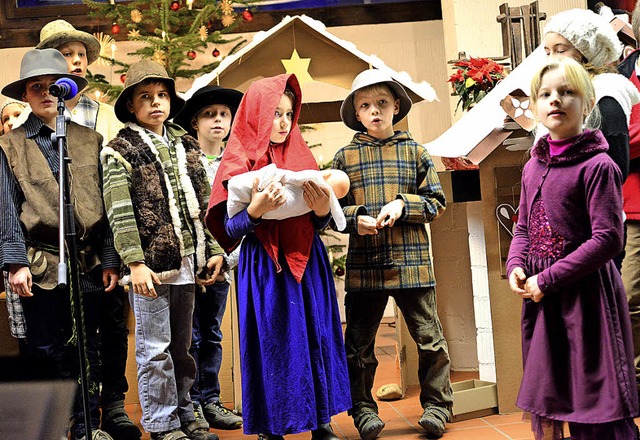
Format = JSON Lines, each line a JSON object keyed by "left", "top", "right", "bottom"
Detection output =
{"left": 340, "top": 77, "right": 412, "bottom": 132}
{"left": 114, "top": 74, "right": 185, "bottom": 124}
{"left": 2, "top": 72, "right": 88, "bottom": 102}
{"left": 36, "top": 31, "right": 101, "bottom": 66}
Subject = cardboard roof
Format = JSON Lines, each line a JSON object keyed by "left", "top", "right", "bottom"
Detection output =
{"left": 183, "top": 15, "right": 436, "bottom": 124}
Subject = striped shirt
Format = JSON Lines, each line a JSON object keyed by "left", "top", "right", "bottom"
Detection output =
{"left": 0, "top": 112, "right": 119, "bottom": 294}
{"left": 332, "top": 131, "right": 446, "bottom": 292}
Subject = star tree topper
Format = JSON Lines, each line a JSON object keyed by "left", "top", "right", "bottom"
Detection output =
{"left": 281, "top": 49, "right": 313, "bottom": 85}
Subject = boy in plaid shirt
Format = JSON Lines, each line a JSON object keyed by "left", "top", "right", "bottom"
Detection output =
{"left": 332, "top": 69, "right": 452, "bottom": 439}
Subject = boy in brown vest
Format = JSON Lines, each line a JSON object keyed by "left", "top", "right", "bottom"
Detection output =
{"left": 0, "top": 48, "right": 118, "bottom": 440}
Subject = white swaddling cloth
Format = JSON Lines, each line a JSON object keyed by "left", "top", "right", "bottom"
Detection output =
{"left": 227, "top": 163, "right": 346, "bottom": 231}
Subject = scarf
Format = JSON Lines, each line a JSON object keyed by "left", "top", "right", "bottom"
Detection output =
{"left": 205, "top": 74, "right": 318, "bottom": 282}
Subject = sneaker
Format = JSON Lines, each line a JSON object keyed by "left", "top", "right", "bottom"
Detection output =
{"left": 418, "top": 406, "right": 448, "bottom": 439}
{"left": 202, "top": 401, "right": 242, "bottom": 430}
{"left": 75, "top": 428, "right": 115, "bottom": 440}
{"left": 101, "top": 400, "right": 142, "bottom": 440}
{"left": 311, "top": 423, "right": 340, "bottom": 440}
{"left": 150, "top": 429, "right": 189, "bottom": 440}
{"left": 181, "top": 420, "right": 219, "bottom": 440}
{"left": 352, "top": 409, "right": 384, "bottom": 440}
{"left": 193, "top": 403, "right": 206, "bottom": 423}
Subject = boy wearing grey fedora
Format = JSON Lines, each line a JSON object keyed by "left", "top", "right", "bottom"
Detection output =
{"left": 35, "top": 18, "right": 137, "bottom": 440}
{"left": 174, "top": 85, "right": 244, "bottom": 431}
{"left": 101, "top": 59, "right": 225, "bottom": 440}
{"left": 0, "top": 48, "right": 119, "bottom": 440}
{"left": 332, "top": 69, "right": 453, "bottom": 439}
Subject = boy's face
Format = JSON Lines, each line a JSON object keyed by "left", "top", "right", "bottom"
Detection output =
{"left": 270, "top": 93, "right": 293, "bottom": 144}
{"left": 127, "top": 81, "right": 171, "bottom": 135}
{"left": 2, "top": 103, "right": 24, "bottom": 134}
{"left": 57, "top": 41, "right": 88, "bottom": 78}
{"left": 354, "top": 87, "right": 399, "bottom": 139}
{"left": 22, "top": 75, "right": 58, "bottom": 123}
{"left": 193, "top": 104, "right": 233, "bottom": 144}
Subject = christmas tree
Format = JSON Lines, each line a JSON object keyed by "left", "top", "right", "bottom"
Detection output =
{"left": 82, "top": 0, "right": 257, "bottom": 100}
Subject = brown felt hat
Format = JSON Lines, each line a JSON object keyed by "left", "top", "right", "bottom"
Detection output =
{"left": 36, "top": 19, "right": 101, "bottom": 66}
{"left": 114, "top": 59, "right": 185, "bottom": 124}
{"left": 1, "top": 48, "right": 88, "bottom": 101}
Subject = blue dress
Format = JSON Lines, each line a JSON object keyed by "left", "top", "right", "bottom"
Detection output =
{"left": 226, "top": 209, "right": 352, "bottom": 435}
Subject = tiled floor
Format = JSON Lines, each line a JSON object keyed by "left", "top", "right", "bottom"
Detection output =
{"left": 125, "top": 320, "right": 538, "bottom": 440}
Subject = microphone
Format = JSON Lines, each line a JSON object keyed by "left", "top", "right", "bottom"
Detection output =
{"left": 48, "top": 78, "right": 79, "bottom": 99}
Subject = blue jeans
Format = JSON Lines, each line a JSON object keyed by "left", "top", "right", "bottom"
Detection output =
{"left": 190, "top": 281, "right": 230, "bottom": 405}
{"left": 129, "top": 283, "right": 197, "bottom": 433}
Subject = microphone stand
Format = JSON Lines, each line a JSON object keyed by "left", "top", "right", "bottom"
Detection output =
{"left": 54, "top": 95, "right": 92, "bottom": 439}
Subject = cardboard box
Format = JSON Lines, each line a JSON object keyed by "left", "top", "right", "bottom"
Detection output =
{"left": 451, "top": 379, "right": 498, "bottom": 422}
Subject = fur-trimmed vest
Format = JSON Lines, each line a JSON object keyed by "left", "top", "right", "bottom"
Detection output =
{"left": 101, "top": 124, "right": 210, "bottom": 275}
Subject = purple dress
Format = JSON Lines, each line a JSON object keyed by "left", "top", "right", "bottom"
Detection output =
{"left": 507, "top": 130, "right": 638, "bottom": 427}
{"left": 226, "top": 209, "right": 352, "bottom": 435}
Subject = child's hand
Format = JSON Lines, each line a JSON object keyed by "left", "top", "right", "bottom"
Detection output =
{"left": 376, "top": 199, "right": 405, "bottom": 228}
{"left": 357, "top": 215, "right": 379, "bottom": 235}
{"left": 247, "top": 177, "right": 287, "bottom": 221}
{"left": 197, "top": 255, "right": 225, "bottom": 286}
{"left": 508, "top": 267, "right": 527, "bottom": 297}
{"left": 525, "top": 275, "right": 544, "bottom": 303}
{"left": 303, "top": 180, "right": 331, "bottom": 217}
{"left": 102, "top": 268, "right": 120, "bottom": 292}
{"left": 8, "top": 265, "right": 32, "bottom": 297}
{"left": 129, "top": 262, "right": 161, "bottom": 298}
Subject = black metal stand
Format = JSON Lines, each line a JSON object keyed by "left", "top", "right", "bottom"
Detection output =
{"left": 54, "top": 96, "right": 92, "bottom": 439}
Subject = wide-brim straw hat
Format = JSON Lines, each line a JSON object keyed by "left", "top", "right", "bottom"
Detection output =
{"left": 340, "top": 69, "right": 412, "bottom": 132}
{"left": 173, "top": 85, "right": 244, "bottom": 137}
{"left": 1, "top": 48, "right": 88, "bottom": 101}
{"left": 36, "top": 19, "right": 101, "bottom": 66}
{"left": 114, "top": 59, "right": 185, "bottom": 124}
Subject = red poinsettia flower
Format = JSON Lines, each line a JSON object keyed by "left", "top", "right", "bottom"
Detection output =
{"left": 448, "top": 57, "right": 507, "bottom": 112}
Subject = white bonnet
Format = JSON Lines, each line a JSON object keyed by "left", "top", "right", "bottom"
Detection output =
{"left": 544, "top": 8, "right": 622, "bottom": 67}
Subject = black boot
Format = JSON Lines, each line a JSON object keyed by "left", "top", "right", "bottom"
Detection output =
{"left": 352, "top": 409, "right": 384, "bottom": 440}
{"left": 311, "top": 423, "right": 340, "bottom": 440}
{"left": 101, "top": 400, "right": 142, "bottom": 440}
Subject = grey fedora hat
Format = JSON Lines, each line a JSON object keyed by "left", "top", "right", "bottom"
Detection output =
{"left": 340, "top": 69, "right": 412, "bottom": 132}
{"left": 1, "top": 48, "right": 89, "bottom": 101}
{"left": 114, "top": 59, "right": 185, "bottom": 124}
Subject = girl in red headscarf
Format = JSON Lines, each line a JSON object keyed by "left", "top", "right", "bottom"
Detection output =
{"left": 206, "top": 74, "right": 351, "bottom": 440}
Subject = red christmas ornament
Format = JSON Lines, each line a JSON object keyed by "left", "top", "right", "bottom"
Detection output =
{"left": 120, "top": 73, "right": 127, "bottom": 84}
{"left": 212, "top": 48, "right": 220, "bottom": 58}
{"left": 170, "top": 1, "right": 180, "bottom": 11}
{"left": 242, "top": 9, "right": 253, "bottom": 22}
{"left": 187, "top": 50, "right": 197, "bottom": 60}
{"left": 334, "top": 267, "right": 345, "bottom": 277}
{"left": 111, "top": 23, "right": 121, "bottom": 35}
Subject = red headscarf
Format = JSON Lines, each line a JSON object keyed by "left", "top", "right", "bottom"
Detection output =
{"left": 205, "top": 74, "right": 318, "bottom": 282}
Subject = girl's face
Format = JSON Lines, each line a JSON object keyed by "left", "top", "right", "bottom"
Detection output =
{"left": 535, "top": 67, "right": 586, "bottom": 140}
{"left": 57, "top": 41, "right": 88, "bottom": 78}
{"left": 193, "top": 104, "right": 233, "bottom": 145}
{"left": 2, "top": 103, "right": 24, "bottom": 134}
{"left": 270, "top": 93, "right": 293, "bottom": 144}
{"left": 544, "top": 32, "right": 584, "bottom": 64}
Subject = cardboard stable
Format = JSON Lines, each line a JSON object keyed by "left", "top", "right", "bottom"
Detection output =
{"left": 451, "top": 379, "right": 498, "bottom": 422}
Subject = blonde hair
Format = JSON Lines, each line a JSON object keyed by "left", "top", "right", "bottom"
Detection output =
{"left": 530, "top": 56, "right": 600, "bottom": 128}
{"left": 353, "top": 83, "right": 397, "bottom": 101}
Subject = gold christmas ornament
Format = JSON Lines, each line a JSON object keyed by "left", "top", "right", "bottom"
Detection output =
{"left": 153, "top": 50, "right": 166, "bottom": 64}
{"left": 221, "top": 14, "right": 235, "bottom": 27}
{"left": 131, "top": 9, "right": 143, "bottom": 23}
{"left": 128, "top": 29, "right": 141, "bottom": 39}
{"left": 198, "top": 25, "right": 208, "bottom": 42}
{"left": 94, "top": 31, "right": 116, "bottom": 66}
{"left": 220, "top": 0, "right": 233, "bottom": 15}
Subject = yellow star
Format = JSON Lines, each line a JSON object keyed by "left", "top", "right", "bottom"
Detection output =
{"left": 281, "top": 49, "right": 313, "bottom": 85}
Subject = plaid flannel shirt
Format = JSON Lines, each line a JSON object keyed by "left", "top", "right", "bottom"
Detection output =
{"left": 332, "top": 131, "right": 446, "bottom": 292}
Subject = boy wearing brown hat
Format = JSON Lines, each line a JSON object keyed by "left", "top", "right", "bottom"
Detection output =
{"left": 332, "top": 69, "right": 452, "bottom": 439}
{"left": 174, "top": 85, "right": 243, "bottom": 431}
{"left": 102, "top": 59, "right": 225, "bottom": 440}
{"left": 0, "top": 48, "right": 119, "bottom": 440}
{"left": 34, "top": 19, "right": 137, "bottom": 440}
